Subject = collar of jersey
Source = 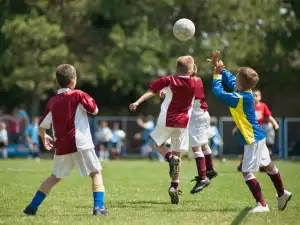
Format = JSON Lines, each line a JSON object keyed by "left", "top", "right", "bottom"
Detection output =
{"left": 234, "top": 88, "right": 252, "bottom": 93}
{"left": 57, "top": 88, "right": 71, "bottom": 94}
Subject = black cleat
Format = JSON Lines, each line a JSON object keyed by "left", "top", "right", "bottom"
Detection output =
{"left": 169, "top": 156, "right": 180, "bottom": 180}
{"left": 168, "top": 187, "right": 182, "bottom": 205}
{"left": 23, "top": 205, "right": 37, "bottom": 215}
{"left": 93, "top": 206, "right": 109, "bottom": 216}
{"left": 206, "top": 168, "right": 218, "bottom": 180}
{"left": 190, "top": 177, "right": 210, "bottom": 194}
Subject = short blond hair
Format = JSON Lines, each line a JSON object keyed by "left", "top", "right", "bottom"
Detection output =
{"left": 176, "top": 56, "right": 195, "bottom": 74}
{"left": 237, "top": 67, "right": 259, "bottom": 91}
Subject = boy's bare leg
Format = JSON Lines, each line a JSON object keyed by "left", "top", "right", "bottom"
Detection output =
{"left": 90, "top": 171, "right": 108, "bottom": 216}
{"left": 262, "top": 162, "right": 292, "bottom": 210}
{"left": 24, "top": 175, "right": 61, "bottom": 215}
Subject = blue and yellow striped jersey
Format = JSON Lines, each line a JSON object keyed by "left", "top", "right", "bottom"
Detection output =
{"left": 212, "top": 69, "right": 265, "bottom": 145}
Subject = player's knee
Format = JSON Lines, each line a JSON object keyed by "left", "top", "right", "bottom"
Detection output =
{"left": 264, "top": 163, "right": 278, "bottom": 174}
{"left": 192, "top": 146, "right": 201, "bottom": 152}
{"left": 89, "top": 171, "right": 100, "bottom": 178}
{"left": 201, "top": 143, "right": 209, "bottom": 150}
{"left": 243, "top": 172, "right": 255, "bottom": 181}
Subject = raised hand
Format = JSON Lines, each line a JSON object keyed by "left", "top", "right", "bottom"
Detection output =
{"left": 207, "top": 50, "right": 221, "bottom": 67}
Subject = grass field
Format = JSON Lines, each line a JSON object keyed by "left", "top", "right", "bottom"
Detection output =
{"left": 0, "top": 159, "right": 299, "bottom": 225}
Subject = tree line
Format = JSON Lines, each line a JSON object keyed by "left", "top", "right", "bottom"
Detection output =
{"left": 0, "top": 0, "right": 299, "bottom": 116}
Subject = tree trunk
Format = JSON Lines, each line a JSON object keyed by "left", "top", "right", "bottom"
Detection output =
{"left": 30, "top": 88, "right": 41, "bottom": 117}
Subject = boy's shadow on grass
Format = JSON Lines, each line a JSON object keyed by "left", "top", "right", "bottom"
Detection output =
{"left": 230, "top": 207, "right": 251, "bottom": 225}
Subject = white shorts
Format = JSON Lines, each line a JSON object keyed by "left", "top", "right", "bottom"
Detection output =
{"left": 189, "top": 111, "right": 214, "bottom": 147}
{"left": 150, "top": 124, "right": 189, "bottom": 152}
{"left": 242, "top": 138, "right": 271, "bottom": 173}
{"left": 52, "top": 149, "right": 102, "bottom": 178}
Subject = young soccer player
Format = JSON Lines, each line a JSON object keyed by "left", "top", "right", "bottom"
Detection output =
{"left": 235, "top": 88, "right": 279, "bottom": 171}
{"left": 160, "top": 66, "right": 217, "bottom": 194}
{"left": 23, "top": 64, "right": 108, "bottom": 216}
{"left": 129, "top": 56, "right": 196, "bottom": 204}
{"left": 209, "top": 51, "right": 292, "bottom": 213}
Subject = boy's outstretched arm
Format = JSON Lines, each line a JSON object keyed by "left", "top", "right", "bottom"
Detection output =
{"left": 129, "top": 76, "right": 171, "bottom": 111}
{"left": 212, "top": 73, "right": 239, "bottom": 108}
{"left": 268, "top": 116, "right": 279, "bottom": 130}
{"left": 220, "top": 69, "right": 237, "bottom": 92}
{"left": 38, "top": 127, "right": 53, "bottom": 151}
{"left": 129, "top": 90, "right": 155, "bottom": 111}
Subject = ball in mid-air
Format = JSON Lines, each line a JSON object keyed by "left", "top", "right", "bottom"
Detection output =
{"left": 173, "top": 18, "right": 195, "bottom": 41}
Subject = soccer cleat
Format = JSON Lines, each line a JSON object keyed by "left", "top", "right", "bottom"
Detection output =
{"left": 206, "top": 168, "right": 218, "bottom": 180}
{"left": 93, "top": 206, "right": 109, "bottom": 216}
{"left": 277, "top": 190, "right": 292, "bottom": 211}
{"left": 169, "top": 156, "right": 180, "bottom": 180}
{"left": 23, "top": 205, "right": 37, "bottom": 215}
{"left": 190, "top": 177, "right": 210, "bottom": 194}
{"left": 249, "top": 202, "right": 270, "bottom": 213}
{"left": 168, "top": 187, "right": 182, "bottom": 205}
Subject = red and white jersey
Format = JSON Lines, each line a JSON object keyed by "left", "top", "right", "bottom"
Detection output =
{"left": 149, "top": 75, "right": 195, "bottom": 128}
{"left": 39, "top": 88, "right": 97, "bottom": 155}
{"left": 255, "top": 102, "right": 271, "bottom": 126}
{"left": 192, "top": 77, "right": 208, "bottom": 117}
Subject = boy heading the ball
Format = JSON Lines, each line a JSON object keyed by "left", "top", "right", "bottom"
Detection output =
{"left": 24, "top": 64, "right": 108, "bottom": 216}
{"left": 129, "top": 56, "right": 196, "bottom": 204}
{"left": 209, "top": 51, "right": 291, "bottom": 213}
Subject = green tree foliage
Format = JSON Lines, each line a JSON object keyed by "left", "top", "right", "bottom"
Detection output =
{"left": 0, "top": 0, "right": 299, "bottom": 115}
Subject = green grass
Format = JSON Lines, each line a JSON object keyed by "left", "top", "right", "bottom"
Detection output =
{"left": 0, "top": 159, "right": 299, "bottom": 225}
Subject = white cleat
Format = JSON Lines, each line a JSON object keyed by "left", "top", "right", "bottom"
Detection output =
{"left": 277, "top": 190, "right": 292, "bottom": 211}
{"left": 249, "top": 202, "right": 270, "bottom": 213}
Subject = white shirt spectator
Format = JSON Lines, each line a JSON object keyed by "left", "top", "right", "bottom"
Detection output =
{"left": 95, "top": 127, "right": 113, "bottom": 143}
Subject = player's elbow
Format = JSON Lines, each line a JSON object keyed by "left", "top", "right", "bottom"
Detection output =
{"left": 92, "top": 107, "right": 98, "bottom": 115}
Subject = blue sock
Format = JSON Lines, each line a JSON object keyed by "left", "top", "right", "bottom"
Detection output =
{"left": 29, "top": 190, "right": 46, "bottom": 210}
{"left": 93, "top": 192, "right": 104, "bottom": 208}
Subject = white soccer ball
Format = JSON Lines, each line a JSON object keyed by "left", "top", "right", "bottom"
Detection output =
{"left": 173, "top": 18, "right": 195, "bottom": 41}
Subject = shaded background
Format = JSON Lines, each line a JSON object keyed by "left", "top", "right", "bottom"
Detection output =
{"left": 0, "top": 0, "right": 300, "bottom": 157}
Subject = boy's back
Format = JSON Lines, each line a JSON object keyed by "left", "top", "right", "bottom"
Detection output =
{"left": 150, "top": 75, "right": 195, "bottom": 128}
{"left": 40, "top": 88, "right": 97, "bottom": 155}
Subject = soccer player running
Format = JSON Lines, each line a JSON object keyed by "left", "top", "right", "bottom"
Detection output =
{"left": 209, "top": 51, "right": 291, "bottom": 213}
{"left": 160, "top": 65, "right": 218, "bottom": 194}
{"left": 129, "top": 56, "right": 196, "bottom": 204}
{"left": 24, "top": 64, "right": 108, "bottom": 216}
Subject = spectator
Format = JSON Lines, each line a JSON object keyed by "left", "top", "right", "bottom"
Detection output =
{"left": 17, "top": 103, "right": 30, "bottom": 142}
{"left": 209, "top": 117, "right": 225, "bottom": 163}
{"left": 137, "top": 115, "right": 163, "bottom": 161}
{"left": 5, "top": 107, "right": 23, "bottom": 144}
{"left": 110, "top": 122, "right": 126, "bottom": 160}
{"left": 94, "top": 120, "right": 113, "bottom": 161}
{"left": 0, "top": 121, "right": 8, "bottom": 159}
{"left": 25, "top": 117, "right": 41, "bottom": 162}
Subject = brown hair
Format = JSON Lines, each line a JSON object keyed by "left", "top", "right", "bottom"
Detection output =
{"left": 176, "top": 56, "right": 194, "bottom": 74}
{"left": 56, "top": 64, "right": 76, "bottom": 88}
{"left": 237, "top": 67, "right": 259, "bottom": 91}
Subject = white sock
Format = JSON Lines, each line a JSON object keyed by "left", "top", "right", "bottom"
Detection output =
{"left": 194, "top": 151, "right": 204, "bottom": 159}
{"left": 203, "top": 148, "right": 212, "bottom": 155}
{"left": 267, "top": 166, "right": 279, "bottom": 175}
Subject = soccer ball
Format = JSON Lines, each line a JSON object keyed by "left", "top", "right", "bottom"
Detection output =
{"left": 173, "top": 18, "right": 195, "bottom": 41}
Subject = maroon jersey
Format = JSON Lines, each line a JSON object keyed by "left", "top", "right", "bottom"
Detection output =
{"left": 39, "top": 88, "right": 97, "bottom": 155}
{"left": 149, "top": 75, "right": 195, "bottom": 128}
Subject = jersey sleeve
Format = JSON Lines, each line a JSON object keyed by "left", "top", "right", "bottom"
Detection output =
{"left": 263, "top": 104, "right": 272, "bottom": 118}
{"left": 220, "top": 69, "right": 237, "bottom": 92}
{"left": 149, "top": 76, "right": 171, "bottom": 93}
{"left": 212, "top": 75, "right": 239, "bottom": 108}
{"left": 39, "top": 101, "right": 52, "bottom": 129}
{"left": 79, "top": 91, "right": 97, "bottom": 114}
